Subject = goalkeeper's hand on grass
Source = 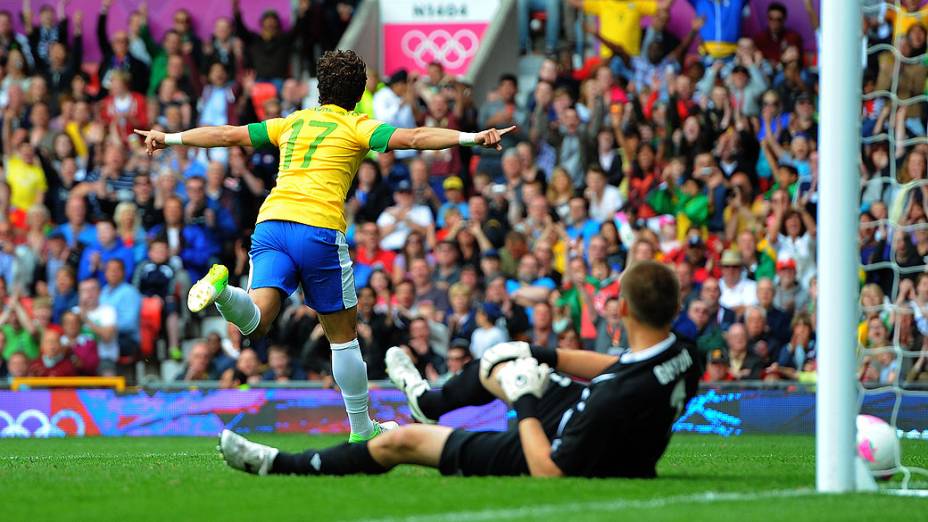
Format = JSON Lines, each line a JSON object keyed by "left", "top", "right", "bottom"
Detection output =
{"left": 480, "top": 341, "right": 532, "bottom": 381}
{"left": 497, "top": 357, "right": 551, "bottom": 403}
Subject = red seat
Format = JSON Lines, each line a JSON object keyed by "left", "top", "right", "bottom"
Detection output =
{"left": 139, "top": 296, "right": 164, "bottom": 358}
{"left": 251, "top": 83, "right": 279, "bottom": 121}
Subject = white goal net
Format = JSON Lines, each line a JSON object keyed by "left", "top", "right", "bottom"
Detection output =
{"left": 855, "top": 0, "right": 928, "bottom": 493}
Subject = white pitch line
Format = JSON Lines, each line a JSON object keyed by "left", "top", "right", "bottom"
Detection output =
{"left": 349, "top": 489, "right": 817, "bottom": 522}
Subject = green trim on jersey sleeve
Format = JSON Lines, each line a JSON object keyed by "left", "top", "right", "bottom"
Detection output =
{"left": 369, "top": 123, "right": 397, "bottom": 153}
{"left": 248, "top": 122, "right": 271, "bottom": 148}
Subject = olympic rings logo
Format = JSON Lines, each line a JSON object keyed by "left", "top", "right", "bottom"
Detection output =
{"left": 400, "top": 29, "right": 480, "bottom": 70}
{"left": 0, "top": 409, "right": 86, "bottom": 438}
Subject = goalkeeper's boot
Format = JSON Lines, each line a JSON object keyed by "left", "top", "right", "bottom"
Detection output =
{"left": 188, "top": 264, "right": 229, "bottom": 313}
{"left": 218, "top": 429, "right": 278, "bottom": 476}
{"left": 348, "top": 420, "right": 399, "bottom": 444}
{"left": 386, "top": 346, "right": 436, "bottom": 424}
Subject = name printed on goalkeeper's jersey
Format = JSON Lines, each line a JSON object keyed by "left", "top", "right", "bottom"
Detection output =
{"left": 653, "top": 350, "right": 693, "bottom": 385}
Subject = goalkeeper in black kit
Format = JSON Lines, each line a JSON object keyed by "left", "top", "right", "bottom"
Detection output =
{"left": 218, "top": 261, "right": 699, "bottom": 478}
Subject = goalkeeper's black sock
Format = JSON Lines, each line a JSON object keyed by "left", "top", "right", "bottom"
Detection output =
{"left": 418, "top": 360, "right": 496, "bottom": 420}
{"left": 270, "top": 443, "right": 389, "bottom": 476}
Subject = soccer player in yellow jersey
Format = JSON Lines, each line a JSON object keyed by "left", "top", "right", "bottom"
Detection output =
{"left": 135, "top": 50, "right": 513, "bottom": 442}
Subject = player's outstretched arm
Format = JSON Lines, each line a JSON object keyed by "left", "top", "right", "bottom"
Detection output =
{"left": 481, "top": 342, "right": 618, "bottom": 383}
{"left": 134, "top": 126, "right": 253, "bottom": 155}
{"left": 387, "top": 126, "right": 516, "bottom": 151}
{"left": 551, "top": 349, "right": 619, "bottom": 381}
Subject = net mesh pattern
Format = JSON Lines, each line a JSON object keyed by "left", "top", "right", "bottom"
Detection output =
{"left": 858, "top": 0, "right": 928, "bottom": 491}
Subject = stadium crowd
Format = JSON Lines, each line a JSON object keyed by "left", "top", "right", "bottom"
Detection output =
{"left": 0, "top": 0, "right": 925, "bottom": 389}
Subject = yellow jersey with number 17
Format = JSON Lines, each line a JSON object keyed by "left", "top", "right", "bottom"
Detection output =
{"left": 246, "top": 104, "right": 396, "bottom": 232}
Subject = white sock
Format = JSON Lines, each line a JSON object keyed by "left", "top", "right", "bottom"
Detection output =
{"left": 330, "top": 338, "right": 375, "bottom": 437}
{"left": 215, "top": 286, "right": 261, "bottom": 335}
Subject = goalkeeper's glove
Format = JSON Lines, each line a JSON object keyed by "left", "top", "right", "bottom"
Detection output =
{"left": 479, "top": 342, "right": 559, "bottom": 381}
{"left": 480, "top": 341, "right": 531, "bottom": 380}
{"left": 497, "top": 357, "right": 551, "bottom": 421}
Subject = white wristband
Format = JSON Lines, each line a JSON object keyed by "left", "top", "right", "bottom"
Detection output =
{"left": 165, "top": 133, "right": 184, "bottom": 146}
{"left": 458, "top": 132, "right": 477, "bottom": 146}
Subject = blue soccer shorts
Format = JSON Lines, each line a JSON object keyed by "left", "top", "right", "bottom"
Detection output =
{"left": 248, "top": 220, "right": 357, "bottom": 314}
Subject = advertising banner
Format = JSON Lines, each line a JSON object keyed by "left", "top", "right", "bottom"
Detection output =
{"left": 2, "top": 387, "right": 926, "bottom": 438}
{"left": 379, "top": 0, "right": 499, "bottom": 77}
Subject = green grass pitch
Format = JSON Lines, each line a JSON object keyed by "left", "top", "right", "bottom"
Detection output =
{"left": 1, "top": 434, "right": 926, "bottom": 521}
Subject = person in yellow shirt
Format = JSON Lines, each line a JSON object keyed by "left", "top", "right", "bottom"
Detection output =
{"left": 2, "top": 127, "right": 47, "bottom": 211}
{"left": 135, "top": 50, "right": 513, "bottom": 443}
{"left": 889, "top": 0, "right": 928, "bottom": 39}
{"left": 569, "top": 0, "right": 673, "bottom": 58}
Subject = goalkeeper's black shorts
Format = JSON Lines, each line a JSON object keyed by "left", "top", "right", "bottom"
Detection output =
{"left": 437, "top": 375, "right": 583, "bottom": 477}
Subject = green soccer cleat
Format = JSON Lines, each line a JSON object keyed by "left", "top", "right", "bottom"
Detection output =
{"left": 187, "top": 264, "right": 229, "bottom": 313}
{"left": 348, "top": 420, "right": 398, "bottom": 444}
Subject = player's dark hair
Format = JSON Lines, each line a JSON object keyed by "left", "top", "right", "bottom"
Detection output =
{"left": 317, "top": 50, "right": 367, "bottom": 111}
{"left": 620, "top": 261, "right": 679, "bottom": 329}
{"left": 768, "top": 2, "right": 787, "bottom": 16}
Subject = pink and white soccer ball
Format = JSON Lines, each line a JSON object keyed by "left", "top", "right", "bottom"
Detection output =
{"left": 856, "top": 415, "right": 899, "bottom": 476}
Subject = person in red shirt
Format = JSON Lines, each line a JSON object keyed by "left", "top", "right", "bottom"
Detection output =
{"left": 702, "top": 349, "right": 735, "bottom": 382}
{"left": 355, "top": 221, "right": 396, "bottom": 273}
{"left": 754, "top": 2, "right": 804, "bottom": 64}
{"left": 28, "top": 328, "right": 78, "bottom": 378}
{"left": 99, "top": 71, "right": 147, "bottom": 142}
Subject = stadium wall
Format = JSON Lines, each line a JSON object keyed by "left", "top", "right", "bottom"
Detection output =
{"left": 1, "top": 387, "right": 927, "bottom": 439}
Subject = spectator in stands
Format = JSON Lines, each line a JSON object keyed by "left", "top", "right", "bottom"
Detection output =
{"left": 263, "top": 344, "right": 307, "bottom": 382}
{"left": 469, "top": 302, "right": 508, "bottom": 359}
{"left": 5, "top": 350, "right": 29, "bottom": 378}
{"left": 220, "top": 346, "right": 263, "bottom": 387}
{"left": 772, "top": 256, "right": 808, "bottom": 316}
{"left": 718, "top": 250, "right": 758, "bottom": 316}
{"left": 768, "top": 312, "right": 815, "bottom": 381}
{"left": 701, "top": 277, "right": 736, "bottom": 330}
{"left": 3, "top": 117, "right": 47, "bottom": 213}
{"left": 702, "top": 349, "right": 734, "bottom": 382}
{"left": 725, "top": 322, "right": 763, "bottom": 380}
{"left": 674, "top": 298, "right": 711, "bottom": 345}
{"left": 0, "top": 10, "right": 33, "bottom": 67}
{"left": 348, "top": 159, "right": 393, "bottom": 224}
{"left": 355, "top": 286, "right": 392, "bottom": 380}
{"left": 97, "top": 0, "right": 150, "bottom": 94}
{"left": 51, "top": 265, "right": 77, "bottom": 324}
{"left": 507, "top": 252, "right": 556, "bottom": 314}
{"left": 100, "top": 72, "right": 148, "bottom": 142}
{"left": 477, "top": 74, "right": 523, "bottom": 177}
{"left": 377, "top": 180, "right": 434, "bottom": 252}
{"left": 77, "top": 277, "right": 118, "bottom": 376}
{"left": 403, "top": 316, "right": 445, "bottom": 381}
{"left": 756, "top": 278, "right": 790, "bottom": 343}
{"left": 28, "top": 328, "right": 77, "bottom": 377}
{"left": 1, "top": 295, "right": 37, "bottom": 361}
{"left": 177, "top": 340, "right": 212, "bottom": 381}
{"left": 203, "top": 16, "right": 239, "bottom": 76}
{"left": 78, "top": 220, "right": 135, "bottom": 284}
{"left": 149, "top": 195, "right": 217, "bottom": 281}
{"left": 133, "top": 239, "right": 182, "bottom": 356}
{"left": 441, "top": 339, "right": 473, "bottom": 381}
{"left": 60, "top": 310, "right": 98, "bottom": 375}
{"left": 232, "top": 0, "right": 310, "bottom": 86}
{"left": 432, "top": 240, "right": 462, "bottom": 290}
{"left": 205, "top": 332, "right": 236, "bottom": 378}
{"left": 100, "top": 258, "right": 141, "bottom": 359}
{"left": 744, "top": 305, "right": 780, "bottom": 364}
{"left": 409, "top": 258, "right": 449, "bottom": 319}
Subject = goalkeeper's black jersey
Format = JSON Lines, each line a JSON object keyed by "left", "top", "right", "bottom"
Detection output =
{"left": 549, "top": 334, "right": 699, "bottom": 478}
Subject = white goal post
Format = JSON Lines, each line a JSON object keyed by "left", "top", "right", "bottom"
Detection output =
{"left": 816, "top": 0, "right": 862, "bottom": 493}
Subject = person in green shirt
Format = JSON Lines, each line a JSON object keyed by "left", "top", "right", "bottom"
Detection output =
{"left": 1, "top": 299, "right": 38, "bottom": 361}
